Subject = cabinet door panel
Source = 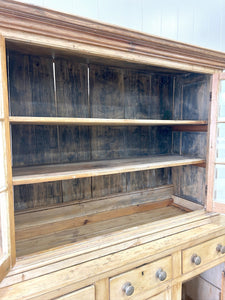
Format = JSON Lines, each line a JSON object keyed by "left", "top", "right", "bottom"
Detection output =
{"left": 207, "top": 73, "right": 225, "bottom": 213}
{"left": 0, "top": 36, "right": 15, "bottom": 281}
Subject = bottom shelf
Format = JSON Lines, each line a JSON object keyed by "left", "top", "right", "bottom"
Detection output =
{"left": 16, "top": 204, "right": 187, "bottom": 257}
{"left": 15, "top": 185, "right": 194, "bottom": 257}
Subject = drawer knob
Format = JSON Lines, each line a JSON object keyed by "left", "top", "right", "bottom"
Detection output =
{"left": 122, "top": 282, "right": 134, "bottom": 296}
{"left": 191, "top": 254, "right": 201, "bottom": 265}
{"left": 156, "top": 268, "right": 167, "bottom": 281}
{"left": 216, "top": 244, "right": 225, "bottom": 254}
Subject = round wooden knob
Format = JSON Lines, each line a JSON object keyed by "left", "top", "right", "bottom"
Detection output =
{"left": 156, "top": 268, "right": 167, "bottom": 281}
{"left": 122, "top": 282, "right": 134, "bottom": 296}
{"left": 191, "top": 254, "right": 201, "bottom": 265}
{"left": 216, "top": 244, "right": 225, "bottom": 254}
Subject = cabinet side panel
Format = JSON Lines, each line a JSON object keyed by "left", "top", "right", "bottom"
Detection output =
{"left": 173, "top": 165, "right": 206, "bottom": 205}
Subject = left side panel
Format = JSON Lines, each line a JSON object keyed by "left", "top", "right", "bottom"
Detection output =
{"left": 0, "top": 36, "right": 15, "bottom": 281}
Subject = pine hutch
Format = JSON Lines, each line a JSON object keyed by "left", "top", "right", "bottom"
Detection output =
{"left": 1, "top": 1, "right": 225, "bottom": 299}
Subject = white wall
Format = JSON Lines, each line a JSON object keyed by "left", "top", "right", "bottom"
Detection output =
{"left": 15, "top": 0, "right": 225, "bottom": 52}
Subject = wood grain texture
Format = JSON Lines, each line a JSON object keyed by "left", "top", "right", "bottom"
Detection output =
{"left": 14, "top": 182, "right": 62, "bottom": 211}
{"left": 12, "top": 125, "right": 59, "bottom": 167}
{"left": 56, "top": 285, "right": 95, "bottom": 300}
{"left": 182, "top": 235, "right": 225, "bottom": 274}
{"left": 8, "top": 50, "right": 55, "bottom": 117}
{"left": 89, "top": 64, "right": 124, "bottom": 118}
{"left": 95, "top": 279, "right": 109, "bottom": 300}
{"left": 172, "top": 166, "right": 206, "bottom": 205}
{"left": 126, "top": 168, "right": 172, "bottom": 192}
{"left": 124, "top": 69, "right": 151, "bottom": 119}
{"left": 0, "top": 36, "right": 16, "bottom": 276}
{"left": 12, "top": 155, "right": 205, "bottom": 185}
{"left": 15, "top": 206, "right": 185, "bottom": 257}
{"left": 146, "top": 290, "right": 171, "bottom": 300}
{"left": 110, "top": 256, "right": 172, "bottom": 300}
{"left": 9, "top": 116, "right": 208, "bottom": 126}
{"left": 55, "top": 57, "right": 88, "bottom": 118}
{"left": 15, "top": 200, "right": 173, "bottom": 241}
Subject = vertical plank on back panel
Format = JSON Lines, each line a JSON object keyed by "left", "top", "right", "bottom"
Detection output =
{"left": 91, "top": 126, "right": 125, "bottom": 160}
{"left": 62, "top": 178, "right": 92, "bottom": 203}
{"left": 59, "top": 126, "right": 91, "bottom": 163}
{"left": 55, "top": 57, "right": 88, "bottom": 118}
{"left": 92, "top": 174, "right": 126, "bottom": 199}
{"left": 89, "top": 64, "right": 124, "bottom": 118}
{"left": 8, "top": 50, "right": 55, "bottom": 117}
{"left": 14, "top": 181, "right": 63, "bottom": 211}
{"left": 124, "top": 69, "right": 151, "bottom": 119}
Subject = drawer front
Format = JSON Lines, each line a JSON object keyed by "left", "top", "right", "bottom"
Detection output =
{"left": 182, "top": 235, "right": 225, "bottom": 274}
{"left": 146, "top": 289, "right": 171, "bottom": 300}
{"left": 110, "top": 256, "right": 172, "bottom": 300}
{"left": 56, "top": 285, "right": 95, "bottom": 300}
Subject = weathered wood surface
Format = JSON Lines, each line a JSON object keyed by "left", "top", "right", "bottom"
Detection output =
{"left": 1, "top": 215, "right": 225, "bottom": 299}
{"left": 8, "top": 50, "right": 55, "bottom": 117}
{"left": 15, "top": 205, "right": 185, "bottom": 257}
{"left": 12, "top": 155, "right": 205, "bottom": 186}
{"left": 9, "top": 116, "right": 208, "bottom": 126}
{"left": 14, "top": 185, "right": 174, "bottom": 240}
{"left": 55, "top": 57, "right": 88, "bottom": 118}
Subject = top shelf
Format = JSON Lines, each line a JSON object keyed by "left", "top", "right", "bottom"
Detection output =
{"left": 9, "top": 116, "right": 208, "bottom": 126}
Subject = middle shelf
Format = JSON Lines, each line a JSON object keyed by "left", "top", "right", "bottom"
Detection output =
{"left": 9, "top": 116, "right": 208, "bottom": 127}
{"left": 12, "top": 155, "right": 205, "bottom": 186}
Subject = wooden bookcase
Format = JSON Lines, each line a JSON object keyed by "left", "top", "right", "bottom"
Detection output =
{"left": 0, "top": 1, "right": 225, "bottom": 299}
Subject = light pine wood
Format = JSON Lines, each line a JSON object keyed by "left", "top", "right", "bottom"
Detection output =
{"left": 109, "top": 256, "right": 172, "bottom": 300}
{"left": 55, "top": 285, "right": 95, "bottom": 300}
{"left": 221, "top": 269, "right": 225, "bottom": 300}
{"left": 12, "top": 155, "right": 205, "bottom": 185}
{"left": 171, "top": 283, "right": 182, "bottom": 300}
{"left": 9, "top": 116, "right": 208, "bottom": 126}
{"left": 172, "top": 196, "right": 203, "bottom": 211}
{"left": 206, "top": 73, "right": 220, "bottom": 212}
{"left": 146, "top": 289, "right": 171, "bottom": 300}
{"left": 172, "top": 251, "right": 182, "bottom": 278}
{"left": 95, "top": 279, "right": 109, "bottom": 300}
{"left": 0, "top": 1, "right": 225, "bottom": 297}
{"left": 15, "top": 206, "right": 185, "bottom": 257}
{"left": 1, "top": 215, "right": 225, "bottom": 299}
{"left": 5, "top": 211, "right": 213, "bottom": 278}
{"left": 182, "top": 235, "right": 225, "bottom": 274}
{"left": 0, "top": 35, "right": 15, "bottom": 280}
{"left": 15, "top": 199, "right": 174, "bottom": 241}
{"left": 14, "top": 185, "right": 173, "bottom": 237}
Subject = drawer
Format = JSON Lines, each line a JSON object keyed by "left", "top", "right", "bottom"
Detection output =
{"left": 110, "top": 256, "right": 172, "bottom": 300}
{"left": 146, "top": 289, "right": 171, "bottom": 300}
{"left": 56, "top": 285, "right": 95, "bottom": 300}
{"left": 182, "top": 235, "right": 225, "bottom": 274}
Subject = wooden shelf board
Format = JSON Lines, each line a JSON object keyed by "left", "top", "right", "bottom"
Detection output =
{"left": 12, "top": 155, "right": 205, "bottom": 186}
{"left": 15, "top": 204, "right": 186, "bottom": 257}
{"left": 9, "top": 116, "right": 208, "bottom": 126}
